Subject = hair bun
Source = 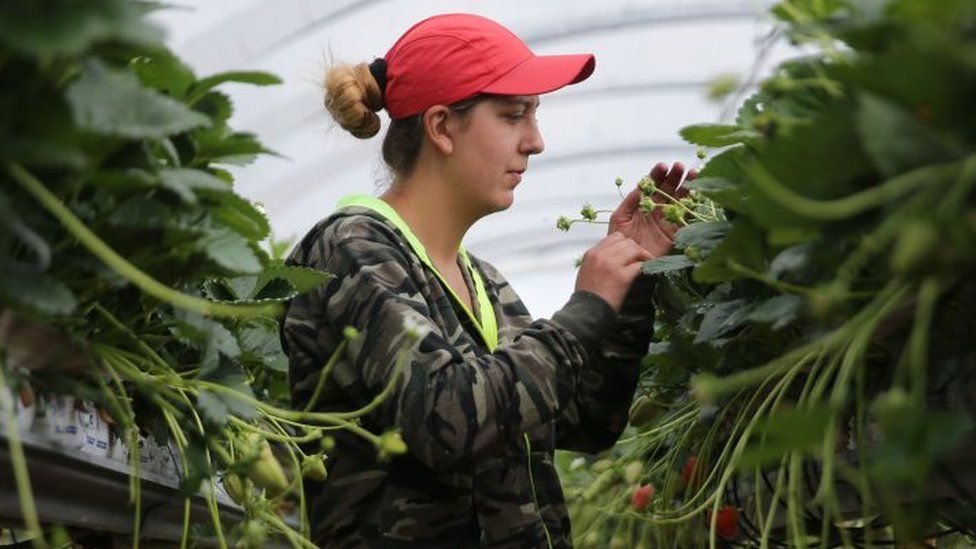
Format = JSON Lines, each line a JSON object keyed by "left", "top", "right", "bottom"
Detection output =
{"left": 324, "top": 62, "right": 385, "bottom": 139}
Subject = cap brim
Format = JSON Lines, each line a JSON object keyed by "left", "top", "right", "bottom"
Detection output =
{"left": 480, "top": 53, "right": 595, "bottom": 95}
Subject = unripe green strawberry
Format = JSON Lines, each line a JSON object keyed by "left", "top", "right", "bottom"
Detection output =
{"left": 236, "top": 520, "right": 266, "bottom": 548}
{"left": 580, "top": 531, "right": 600, "bottom": 548}
{"left": 590, "top": 458, "right": 614, "bottom": 473}
{"left": 556, "top": 216, "right": 572, "bottom": 232}
{"left": 301, "top": 454, "right": 328, "bottom": 481}
{"left": 246, "top": 435, "right": 289, "bottom": 495}
{"left": 377, "top": 430, "right": 407, "bottom": 460}
{"left": 890, "top": 220, "right": 939, "bottom": 277}
{"left": 623, "top": 460, "right": 643, "bottom": 485}
{"left": 610, "top": 534, "right": 628, "bottom": 549}
{"left": 222, "top": 473, "right": 251, "bottom": 505}
{"left": 320, "top": 435, "right": 335, "bottom": 451}
{"left": 343, "top": 326, "right": 360, "bottom": 340}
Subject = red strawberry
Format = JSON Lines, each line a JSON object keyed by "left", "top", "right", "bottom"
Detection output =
{"left": 681, "top": 455, "right": 701, "bottom": 489}
{"left": 708, "top": 505, "right": 739, "bottom": 540}
{"left": 631, "top": 484, "right": 655, "bottom": 511}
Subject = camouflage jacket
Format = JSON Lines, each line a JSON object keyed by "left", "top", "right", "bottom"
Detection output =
{"left": 281, "top": 205, "right": 655, "bottom": 548}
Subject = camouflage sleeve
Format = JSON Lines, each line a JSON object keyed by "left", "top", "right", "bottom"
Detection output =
{"left": 555, "top": 275, "right": 655, "bottom": 453}
{"left": 294, "top": 216, "right": 616, "bottom": 472}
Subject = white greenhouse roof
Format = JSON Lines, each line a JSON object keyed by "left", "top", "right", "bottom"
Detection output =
{"left": 153, "top": 0, "right": 798, "bottom": 317}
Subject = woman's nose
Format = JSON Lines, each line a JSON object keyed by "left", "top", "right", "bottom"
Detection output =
{"left": 521, "top": 121, "right": 545, "bottom": 155}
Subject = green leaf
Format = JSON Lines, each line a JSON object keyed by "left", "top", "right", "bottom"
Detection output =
{"left": 90, "top": 169, "right": 157, "bottom": 192}
{"left": 0, "top": 0, "right": 163, "bottom": 58}
{"left": 158, "top": 168, "right": 232, "bottom": 204}
{"left": 196, "top": 359, "right": 257, "bottom": 425}
{"left": 674, "top": 221, "right": 730, "bottom": 255}
{"left": 187, "top": 71, "right": 282, "bottom": 104}
{"left": 66, "top": 59, "right": 210, "bottom": 139}
{"left": 747, "top": 295, "right": 805, "bottom": 330}
{"left": 856, "top": 92, "right": 963, "bottom": 178}
{"left": 679, "top": 124, "right": 760, "bottom": 147}
{"left": 209, "top": 193, "right": 271, "bottom": 241}
{"left": 176, "top": 312, "right": 241, "bottom": 357}
{"left": 238, "top": 319, "right": 289, "bottom": 373}
{"left": 130, "top": 50, "right": 197, "bottom": 98}
{"left": 769, "top": 244, "right": 812, "bottom": 279}
{"left": 642, "top": 255, "right": 694, "bottom": 275}
{"left": 682, "top": 177, "right": 736, "bottom": 194}
{"left": 106, "top": 196, "right": 175, "bottom": 229}
{"left": 253, "top": 278, "right": 298, "bottom": 301}
{"left": 192, "top": 91, "right": 233, "bottom": 126}
{"left": 0, "top": 192, "right": 51, "bottom": 269}
{"left": 256, "top": 262, "right": 333, "bottom": 294}
{"left": 193, "top": 131, "right": 275, "bottom": 166}
{"left": 694, "top": 298, "right": 754, "bottom": 345}
{"left": 0, "top": 268, "right": 77, "bottom": 316}
{"left": 693, "top": 219, "right": 766, "bottom": 284}
{"left": 201, "top": 229, "right": 263, "bottom": 274}
{"left": 0, "top": 139, "right": 87, "bottom": 170}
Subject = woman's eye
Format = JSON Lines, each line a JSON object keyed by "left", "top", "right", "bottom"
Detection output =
{"left": 505, "top": 112, "right": 525, "bottom": 121}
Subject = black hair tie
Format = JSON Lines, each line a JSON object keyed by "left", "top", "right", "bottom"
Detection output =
{"left": 368, "top": 58, "right": 388, "bottom": 95}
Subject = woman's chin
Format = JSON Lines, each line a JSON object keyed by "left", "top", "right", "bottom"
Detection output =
{"left": 494, "top": 190, "right": 515, "bottom": 211}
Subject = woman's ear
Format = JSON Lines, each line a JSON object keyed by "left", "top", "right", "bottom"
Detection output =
{"left": 422, "top": 105, "right": 454, "bottom": 155}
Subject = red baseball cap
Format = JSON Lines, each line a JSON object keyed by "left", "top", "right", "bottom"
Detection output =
{"left": 381, "top": 13, "right": 595, "bottom": 119}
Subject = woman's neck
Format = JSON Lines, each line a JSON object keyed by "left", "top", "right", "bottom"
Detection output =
{"left": 380, "top": 173, "right": 477, "bottom": 269}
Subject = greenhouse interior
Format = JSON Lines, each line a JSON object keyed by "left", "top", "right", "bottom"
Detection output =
{"left": 1, "top": 0, "right": 974, "bottom": 547}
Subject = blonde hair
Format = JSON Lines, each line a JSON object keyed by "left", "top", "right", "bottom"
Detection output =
{"left": 323, "top": 62, "right": 384, "bottom": 139}
{"left": 323, "top": 61, "right": 492, "bottom": 178}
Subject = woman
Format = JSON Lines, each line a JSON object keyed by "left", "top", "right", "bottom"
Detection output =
{"left": 282, "top": 13, "right": 693, "bottom": 548}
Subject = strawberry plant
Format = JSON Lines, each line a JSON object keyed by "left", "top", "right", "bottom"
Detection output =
{"left": 560, "top": 0, "right": 976, "bottom": 546}
{"left": 0, "top": 1, "right": 406, "bottom": 547}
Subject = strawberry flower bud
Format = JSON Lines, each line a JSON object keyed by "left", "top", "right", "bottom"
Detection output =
{"left": 639, "top": 196, "right": 655, "bottom": 213}
{"left": 580, "top": 203, "right": 597, "bottom": 221}
{"left": 638, "top": 177, "right": 656, "bottom": 196}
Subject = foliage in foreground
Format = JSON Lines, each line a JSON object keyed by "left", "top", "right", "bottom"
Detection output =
{"left": 0, "top": 2, "right": 405, "bottom": 547}
{"left": 559, "top": 0, "right": 976, "bottom": 546}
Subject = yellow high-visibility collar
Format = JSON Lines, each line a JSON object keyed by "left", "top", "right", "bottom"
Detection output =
{"left": 337, "top": 194, "right": 499, "bottom": 352}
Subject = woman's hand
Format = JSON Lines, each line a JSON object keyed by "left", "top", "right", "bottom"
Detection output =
{"left": 575, "top": 232, "right": 654, "bottom": 312}
{"left": 608, "top": 162, "right": 697, "bottom": 258}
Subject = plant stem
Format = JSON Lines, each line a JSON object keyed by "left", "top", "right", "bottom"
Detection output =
{"left": 0, "top": 366, "right": 47, "bottom": 549}
{"left": 7, "top": 163, "right": 280, "bottom": 319}
{"left": 741, "top": 156, "right": 965, "bottom": 221}
{"left": 302, "top": 340, "right": 347, "bottom": 412}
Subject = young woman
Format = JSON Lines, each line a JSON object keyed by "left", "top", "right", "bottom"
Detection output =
{"left": 282, "top": 13, "right": 694, "bottom": 548}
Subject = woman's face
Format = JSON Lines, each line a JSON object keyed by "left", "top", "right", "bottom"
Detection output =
{"left": 446, "top": 95, "right": 545, "bottom": 216}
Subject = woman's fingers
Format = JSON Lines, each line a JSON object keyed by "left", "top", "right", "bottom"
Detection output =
{"left": 605, "top": 235, "right": 654, "bottom": 263}
{"left": 611, "top": 187, "right": 642, "bottom": 225}
{"left": 649, "top": 162, "right": 669, "bottom": 183}
{"left": 673, "top": 168, "right": 697, "bottom": 199}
